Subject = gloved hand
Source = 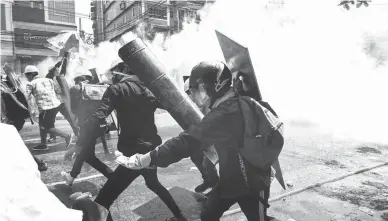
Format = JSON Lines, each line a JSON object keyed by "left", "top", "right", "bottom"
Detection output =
{"left": 115, "top": 151, "right": 152, "bottom": 170}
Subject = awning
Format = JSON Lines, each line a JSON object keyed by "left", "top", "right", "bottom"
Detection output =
{"left": 15, "top": 47, "right": 59, "bottom": 57}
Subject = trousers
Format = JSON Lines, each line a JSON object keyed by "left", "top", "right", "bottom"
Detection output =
{"left": 201, "top": 186, "right": 268, "bottom": 221}
{"left": 94, "top": 165, "right": 182, "bottom": 220}
{"left": 190, "top": 149, "right": 219, "bottom": 185}
{"left": 70, "top": 125, "right": 112, "bottom": 178}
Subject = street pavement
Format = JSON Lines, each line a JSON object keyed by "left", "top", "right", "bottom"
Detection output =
{"left": 20, "top": 113, "right": 388, "bottom": 221}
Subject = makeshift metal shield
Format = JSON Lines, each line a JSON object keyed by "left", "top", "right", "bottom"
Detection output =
{"left": 215, "top": 30, "right": 286, "bottom": 190}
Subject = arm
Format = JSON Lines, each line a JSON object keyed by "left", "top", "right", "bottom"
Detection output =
{"left": 149, "top": 109, "right": 227, "bottom": 168}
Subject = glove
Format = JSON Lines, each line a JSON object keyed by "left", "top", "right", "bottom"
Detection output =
{"left": 115, "top": 151, "right": 152, "bottom": 170}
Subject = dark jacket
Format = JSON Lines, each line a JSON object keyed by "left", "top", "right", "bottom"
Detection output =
{"left": 84, "top": 76, "right": 163, "bottom": 157}
{"left": 149, "top": 91, "right": 271, "bottom": 199}
{"left": 2, "top": 80, "right": 30, "bottom": 122}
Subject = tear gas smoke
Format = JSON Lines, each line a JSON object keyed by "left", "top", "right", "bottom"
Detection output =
{"left": 34, "top": 0, "right": 388, "bottom": 144}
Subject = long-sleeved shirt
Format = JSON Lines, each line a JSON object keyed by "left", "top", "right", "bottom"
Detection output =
{"left": 149, "top": 92, "right": 271, "bottom": 199}
{"left": 25, "top": 76, "right": 61, "bottom": 112}
{"left": 83, "top": 76, "right": 163, "bottom": 157}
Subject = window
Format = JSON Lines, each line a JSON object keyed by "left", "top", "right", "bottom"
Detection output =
{"left": 132, "top": 7, "right": 135, "bottom": 16}
{"left": 45, "top": 0, "right": 75, "bottom": 24}
{"left": 148, "top": 5, "right": 167, "bottom": 19}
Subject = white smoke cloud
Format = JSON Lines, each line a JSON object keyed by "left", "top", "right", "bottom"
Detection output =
{"left": 34, "top": 0, "right": 388, "bottom": 144}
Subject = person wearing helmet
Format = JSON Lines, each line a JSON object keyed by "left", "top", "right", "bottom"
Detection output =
{"left": 64, "top": 61, "right": 187, "bottom": 221}
{"left": 24, "top": 65, "right": 74, "bottom": 151}
{"left": 183, "top": 78, "right": 219, "bottom": 193}
{"left": 61, "top": 68, "right": 114, "bottom": 185}
{"left": 116, "top": 61, "right": 271, "bottom": 221}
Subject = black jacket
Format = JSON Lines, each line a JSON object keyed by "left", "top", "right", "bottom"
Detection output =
{"left": 149, "top": 92, "right": 271, "bottom": 199}
{"left": 84, "top": 76, "right": 163, "bottom": 157}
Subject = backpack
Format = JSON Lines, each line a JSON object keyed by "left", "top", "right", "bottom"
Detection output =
{"left": 237, "top": 96, "right": 284, "bottom": 170}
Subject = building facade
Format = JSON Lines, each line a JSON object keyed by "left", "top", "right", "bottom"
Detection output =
{"left": 1, "top": 0, "right": 16, "bottom": 70}
{"left": 8, "top": 0, "right": 77, "bottom": 73}
{"left": 91, "top": 0, "right": 211, "bottom": 44}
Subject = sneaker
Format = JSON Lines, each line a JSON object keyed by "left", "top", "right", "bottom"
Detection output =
{"left": 65, "top": 134, "right": 74, "bottom": 149}
{"left": 194, "top": 182, "right": 215, "bottom": 193}
{"left": 61, "top": 171, "right": 75, "bottom": 186}
{"left": 48, "top": 137, "right": 56, "bottom": 143}
{"left": 32, "top": 144, "right": 49, "bottom": 151}
{"left": 38, "top": 162, "right": 48, "bottom": 172}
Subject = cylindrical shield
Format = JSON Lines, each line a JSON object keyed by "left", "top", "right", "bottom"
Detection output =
{"left": 118, "top": 38, "right": 204, "bottom": 130}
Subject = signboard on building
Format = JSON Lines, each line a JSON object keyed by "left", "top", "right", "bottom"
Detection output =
{"left": 14, "top": 28, "right": 58, "bottom": 50}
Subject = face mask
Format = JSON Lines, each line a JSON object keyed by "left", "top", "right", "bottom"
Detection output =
{"left": 191, "top": 83, "right": 211, "bottom": 109}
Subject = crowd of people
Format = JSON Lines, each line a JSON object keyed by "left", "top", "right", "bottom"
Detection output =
{"left": 1, "top": 51, "right": 283, "bottom": 221}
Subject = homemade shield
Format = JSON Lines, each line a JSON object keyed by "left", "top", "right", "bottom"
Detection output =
{"left": 215, "top": 30, "right": 262, "bottom": 100}
{"left": 215, "top": 30, "right": 286, "bottom": 190}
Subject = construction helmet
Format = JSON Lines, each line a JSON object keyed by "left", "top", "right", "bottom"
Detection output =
{"left": 189, "top": 60, "right": 232, "bottom": 100}
{"left": 74, "top": 68, "right": 93, "bottom": 82}
{"left": 23, "top": 65, "right": 39, "bottom": 75}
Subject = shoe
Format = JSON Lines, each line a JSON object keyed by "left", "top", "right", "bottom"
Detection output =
{"left": 166, "top": 215, "right": 188, "bottom": 221}
{"left": 194, "top": 182, "right": 215, "bottom": 193}
{"left": 48, "top": 137, "right": 56, "bottom": 143}
{"left": 65, "top": 134, "right": 74, "bottom": 149}
{"left": 38, "top": 162, "right": 48, "bottom": 172}
{"left": 61, "top": 171, "right": 75, "bottom": 186}
{"left": 32, "top": 144, "right": 49, "bottom": 151}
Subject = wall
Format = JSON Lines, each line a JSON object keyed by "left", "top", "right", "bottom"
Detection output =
{"left": 104, "top": 1, "right": 142, "bottom": 40}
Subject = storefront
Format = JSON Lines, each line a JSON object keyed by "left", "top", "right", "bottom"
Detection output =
{"left": 14, "top": 28, "right": 59, "bottom": 73}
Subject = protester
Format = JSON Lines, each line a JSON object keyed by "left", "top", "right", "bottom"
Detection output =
{"left": 183, "top": 78, "right": 219, "bottom": 193}
{"left": 45, "top": 65, "right": 80, "bottom": 143}
{"left": 116, "top": 61, "right": 274, "bottom": 221}
{"left": 24, "top": 65, "right": 73, "bottom": 151}
{"left": 61, "top": 68, "right": 113, "bottom": 185}
{"left": 63, "top": 61, "right": 187, "bottom": 221}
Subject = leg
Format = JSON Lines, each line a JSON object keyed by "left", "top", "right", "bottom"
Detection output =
{"left": 200, "top": 187, "right": 235, "bottom": 221}
{"left": 59, "top": 103, "right": 79, "bottom": 136}
{"left": 237, "top": 191, "right": 266, "bottom": 221}
{"left": 42, "top": 107, "right": 69, "bottom": 139}
{"left": 190, "top": 150, "right": 219, "bottom": 192}
{"left": 141, "top": 168, "right": 184, "bottom": 218}
{"left": 84, "top": 151, "right": 114, "bottom": 178}
{"left": 70, "top": 138, "right": 97, "bottom": 178}
{"left": 42, "top": 107, "right": 73, "bottom": 148}
{"left": 100, "top": 135, "right": 110, "bottom": 155}
{"left": 39, "top": 112, "right": 48, "bottom": 145}
{"left": 94, "top": 165, "right": 141, "bottom": 209}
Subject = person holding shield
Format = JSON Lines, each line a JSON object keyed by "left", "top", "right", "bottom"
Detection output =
{"left": 64, "top": 61, "right": 187, "bottom": 221}
{"left": 116, "top": 61, "right": 273, "bottom": 221}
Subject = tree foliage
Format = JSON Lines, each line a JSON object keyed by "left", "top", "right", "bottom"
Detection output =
{"left": 339, "top": 1, "right": 369, "bottom": 10}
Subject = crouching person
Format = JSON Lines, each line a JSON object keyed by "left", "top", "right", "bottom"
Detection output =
{"left": 117, "top": 61, "right": 278, "bottom": 221}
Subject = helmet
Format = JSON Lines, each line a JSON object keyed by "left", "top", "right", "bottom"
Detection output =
{"left": 109, "top": 59, "right": 123, "bottom": 71}
{"left": 189, "top": 60, "right": 232, "bottom": 99}
{"left": 74, "top": 68, "right": 93, "bottom": 82}
{"left": 24, "top": 65, "right": 39, "bottom": 75}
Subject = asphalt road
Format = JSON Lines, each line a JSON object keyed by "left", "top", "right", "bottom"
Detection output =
{"left": 20, "top": 113, "right": 388, "bottom": 221}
